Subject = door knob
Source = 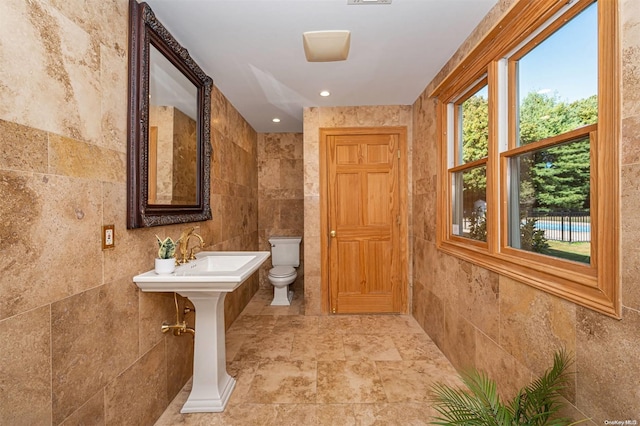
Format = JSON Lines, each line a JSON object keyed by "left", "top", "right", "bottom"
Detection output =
{"left": 330, "top": 230, "right": 336, "bottom": 238}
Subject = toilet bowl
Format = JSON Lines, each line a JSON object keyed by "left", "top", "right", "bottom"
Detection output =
{"left": 267, "top": 236, "right": 302, "bottom": 306}
{"left": 268, "top": 265, "right": 297, "bottom": 305}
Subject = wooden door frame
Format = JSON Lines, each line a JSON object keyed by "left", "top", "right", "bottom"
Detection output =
{"left": 319, "top": 126, "right": 408, "bottom": 314}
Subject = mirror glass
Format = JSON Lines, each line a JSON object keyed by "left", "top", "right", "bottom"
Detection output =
{"left": 148, "top": 45, "right": 198, "bottom": 205}
{"left": 127, "top": 0, "right": 212, "bottom": 228}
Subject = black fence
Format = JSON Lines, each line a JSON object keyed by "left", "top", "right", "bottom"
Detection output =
{"left": 526, "top": 210, "right": 591, "bottom": 243}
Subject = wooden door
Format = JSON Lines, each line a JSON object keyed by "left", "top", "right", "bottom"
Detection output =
{"left": 322, "top": 127, "right": 406, "bottom": 314}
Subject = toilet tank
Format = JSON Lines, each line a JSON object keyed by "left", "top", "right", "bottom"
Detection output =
{"left": 269, "top": 236, "right": 302, "bottom": 267}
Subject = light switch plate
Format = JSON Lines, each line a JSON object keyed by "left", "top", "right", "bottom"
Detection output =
{"left": 102, "top": 225, "right": 115, "bottom": 250}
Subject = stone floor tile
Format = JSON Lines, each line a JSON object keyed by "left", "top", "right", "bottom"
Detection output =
{"left": 155, "top": 289, "right": 459, "bottom": 425}
{"left": 316, "top": 360, "right": 387, "bottom": 404}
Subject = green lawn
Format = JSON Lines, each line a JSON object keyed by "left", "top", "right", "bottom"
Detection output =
{"left": 546, "top": 241, "right": 591, "bottom": 264}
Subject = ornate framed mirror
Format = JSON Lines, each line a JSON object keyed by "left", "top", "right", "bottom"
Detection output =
{"left": 127, "top": 0, "right": 213, "bottom": 228}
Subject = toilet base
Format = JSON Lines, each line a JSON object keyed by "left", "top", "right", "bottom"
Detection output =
{"left": 271, "top": 286, "right": 294, "bottom": 306}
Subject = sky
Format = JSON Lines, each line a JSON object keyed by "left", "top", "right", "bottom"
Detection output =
{"left": 518, "top": 2, "right": 598, "bottom": 103}
{"left": 468, "top": 2, "right": 598, "bottom": 104}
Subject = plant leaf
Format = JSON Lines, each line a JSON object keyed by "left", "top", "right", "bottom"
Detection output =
{"left": 155, "top": 235, "right": 176, "bottom": 259}
{"left": 510, "top": 349, "right": 574, "bottom": 425}
{"left": 430, "top": 350, "right": 585, "bottom": 426}
{"left": 430, "top": 373, "right": 504, "bottom": 426}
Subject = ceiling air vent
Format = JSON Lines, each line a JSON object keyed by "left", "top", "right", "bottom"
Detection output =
{"left": 347, "top": 0, "right": 391, "bottom": 4}
{"left": 303, "top": 31, "right": 351, "bottom": 62}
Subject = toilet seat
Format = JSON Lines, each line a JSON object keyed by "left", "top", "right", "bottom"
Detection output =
{"left": 269, "top": 266, "right": 295, "bottom": 278}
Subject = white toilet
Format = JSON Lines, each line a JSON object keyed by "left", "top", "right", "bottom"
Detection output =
{"left": 268, "top": 236, "right": 302, "bottom": 306}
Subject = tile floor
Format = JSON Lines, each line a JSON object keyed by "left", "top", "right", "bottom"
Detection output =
{"left": 155, "top": 289, "right": 462, "bottom": 425}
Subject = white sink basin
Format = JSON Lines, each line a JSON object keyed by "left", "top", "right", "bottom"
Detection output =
{"left": 133, "top": 251, "right": 271, "bottom": 292}
{"left": 132, "top": 250, "right": 270, "bottom": 414}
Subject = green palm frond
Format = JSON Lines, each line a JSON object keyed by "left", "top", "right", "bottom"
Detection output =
{"left": 431, "top": 370, "right": 513, "bottom": 425}
{"left": 511, "top": 349, "right": 572, "bottom": 425}
{"left": 430, "top": 350, "right": 581, "bottom": 426}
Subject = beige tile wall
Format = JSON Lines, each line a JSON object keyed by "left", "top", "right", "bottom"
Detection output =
{"left": 3, "top": 0, "right": 637, "bottom": 423}
{"left": 257, "top": 133, "right": 305, "bottom": 292}
{"left": 302, "top": 106, "right": 413, "bottom": 315}
{"left": 411, "top": 0, "right": 640, "bottom": 421}
{"left": 0, "top": 0, "right": 259, "bottom": 424}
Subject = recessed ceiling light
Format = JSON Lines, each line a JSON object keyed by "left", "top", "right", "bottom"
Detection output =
{"left": 320, "top": 90, "right": 331, "bottom": 97}
{"left": 272, "top": 118, "right": 281, "bottom": 123}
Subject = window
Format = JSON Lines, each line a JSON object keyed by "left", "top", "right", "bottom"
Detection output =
{"left": 432, "top": 0, "right": 619, "bottom": 317}
{"left": 506, "top": 131, "right": 593, "bottom": 263}
{"left": 451, "top": 83, "right": 489, "bottom": 242}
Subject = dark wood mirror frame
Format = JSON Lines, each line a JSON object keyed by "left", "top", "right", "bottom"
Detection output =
{"left": 127, "top": 0, "right": 212, "bottom": 229}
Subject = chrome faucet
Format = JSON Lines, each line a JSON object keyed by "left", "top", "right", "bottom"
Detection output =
{"left": 177, "top": 227, "right": 205, "bottom": 264}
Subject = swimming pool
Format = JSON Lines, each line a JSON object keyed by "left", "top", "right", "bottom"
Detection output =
{"left": 535, "top": 221, "right": 591, "bottom": 233}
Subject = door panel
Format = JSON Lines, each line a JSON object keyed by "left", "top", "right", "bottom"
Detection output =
{"left": 367, "top": 173, "right": 391, "bottom": 225}
{"left": 367, "top": 240, "right": 391, "bottom": 293}
{"left": 325, "top": 129, "right": 404, "bottom": 314}
{"left": 336, "top": 241, "right": 361, "bottom": 294}
{"left": 336, "top": 173, "right": 361, "bottom": 226}
{"left": 336, "top": 144, "right": 360, "bottom": 164}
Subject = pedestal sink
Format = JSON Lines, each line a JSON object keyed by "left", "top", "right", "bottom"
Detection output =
{"left": 133, "top": 251, "right": 270, "bottom": 413}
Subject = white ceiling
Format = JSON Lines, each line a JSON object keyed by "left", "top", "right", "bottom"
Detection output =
{"left": 143, "top": 0, "right": 498, "bottom": 133}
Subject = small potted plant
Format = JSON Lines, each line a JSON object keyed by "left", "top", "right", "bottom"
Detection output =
{"left": 155, "top": 235, "right": 177, "bottom": 274}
